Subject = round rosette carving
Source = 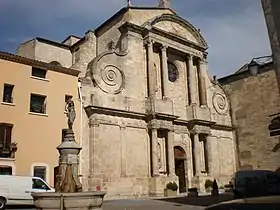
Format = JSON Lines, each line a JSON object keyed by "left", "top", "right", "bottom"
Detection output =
{"left": 212, "top": 92, "right": 228, "bottom": 115}
{"left": 93, "top": 65, "right": 124, "bottom": 94}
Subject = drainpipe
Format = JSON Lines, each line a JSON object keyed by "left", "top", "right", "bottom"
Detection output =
{"left": 77, "top": 80, "right": 83, "bottom": 179}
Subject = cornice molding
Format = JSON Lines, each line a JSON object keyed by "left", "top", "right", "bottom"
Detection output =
{"left": 0, "top": 51, "right": 80, "bottom": 77}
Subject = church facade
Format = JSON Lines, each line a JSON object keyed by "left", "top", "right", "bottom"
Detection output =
{"left": 16, "top": 2, "right": 237, "bottom": 198}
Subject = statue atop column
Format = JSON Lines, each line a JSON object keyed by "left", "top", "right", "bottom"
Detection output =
{"left": 65, "top": 98, "right": 76, "bottom": 130}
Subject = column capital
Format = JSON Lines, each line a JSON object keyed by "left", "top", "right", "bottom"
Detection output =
{"left": 186, "top": 54, "right": 194, "bottom": 60}
{"left": 145, "top": 38, "right": 154, "bottom": 47}
{"left": 88, "top": 119, "right": 100, "bottom": 127}
{"left": 197, "top": 57, "right": 207, "bottom": 64}
{"left": 160, "top": 45, "right": 168, "bottom": 51}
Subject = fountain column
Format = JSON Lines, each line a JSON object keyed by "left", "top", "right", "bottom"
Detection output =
{"left": 31, "top": 98, "right": 106, "bottom": 210}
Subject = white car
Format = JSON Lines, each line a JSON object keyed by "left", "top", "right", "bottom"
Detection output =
{"left": 0, "top": 175, "right": 55, "bottom": 209}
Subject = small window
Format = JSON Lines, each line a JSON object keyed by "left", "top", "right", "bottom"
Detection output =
{"left": 30, "top": 94, "right": 47, "bottom": 114}
{"left": 65, "top": 95, "right": 73, "bottom": 103}
{"left": 2, "top": 84, "right": 14, "bottom": 103}
{"left": 31, "top": 67, "right": 47, "bottom": 79}
{"left": 33, "top": 166, "right": 46, "bottom": 181}
{"left": 0, "top": 123, "right": 13, "bottom": 153}
{"left": 0, "top": 166, "right": 12, "bottom": 175}
{"left": 168, "top": 61, "right": 179, "bottom": 82}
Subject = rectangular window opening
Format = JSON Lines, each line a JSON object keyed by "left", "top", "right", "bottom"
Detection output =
{"left": 0, "top": 166, "right": 12, "bottom": 175}
{"left": 33, "top": 166, "right": 46, "bottom": 181}
{"left": 0, "top": 123, "right": 13, "bottom": 157}
{"left": 31, "top": 67, "right": 47, "bottom": 79}
{"left": 30, "top": 94, "right": 47, "bottom": 114}
{"left": 2, "top": 84, "right": 14, "bottom": 103}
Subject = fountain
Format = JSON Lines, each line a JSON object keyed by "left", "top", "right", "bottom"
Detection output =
{"left": 32, "top": 98, "right": 106, "bottom": 210}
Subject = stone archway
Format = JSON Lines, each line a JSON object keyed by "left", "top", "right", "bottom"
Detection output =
{"left": 174, "top": 146, "right": 187, "bottom": 193}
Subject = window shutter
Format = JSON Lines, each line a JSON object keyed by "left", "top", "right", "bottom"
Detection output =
{"left": 0, "top": 126, "right": 5, "bottom": 148}
{"left": 4, "top": 126, "right": 12, "bottom": 150}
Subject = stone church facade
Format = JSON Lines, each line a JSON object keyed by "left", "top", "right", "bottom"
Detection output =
{"left": 16, "top": 3, "right": 237, "bottom": 198}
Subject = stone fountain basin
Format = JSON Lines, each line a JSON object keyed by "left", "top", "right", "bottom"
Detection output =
{"left": 32, "top": 191, "right": 106, "bottom": 210}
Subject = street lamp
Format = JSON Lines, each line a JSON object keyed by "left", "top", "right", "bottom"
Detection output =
{"left": 248, "top": 61, "right": 259, "bottom": 76}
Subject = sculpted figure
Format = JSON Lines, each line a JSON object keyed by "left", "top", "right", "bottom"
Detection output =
{"left": 65, "top": 98, "right": 76, "bottom": 130}
{"left": 157, "top": 141, "right": 162, "bottom": 169}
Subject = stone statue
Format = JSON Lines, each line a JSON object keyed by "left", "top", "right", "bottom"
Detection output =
{"left": 65, "top": 98, "right": 76, "bottom": 130}
{"left": 157, "top": 141, "right": 162, "bottom": 169}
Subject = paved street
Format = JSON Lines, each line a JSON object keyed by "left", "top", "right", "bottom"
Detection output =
{"left": 6, "top": 199, "right": 205, "bottom": 210}
{"left": 6, "top": 194, "right": 234, "bottom": 210}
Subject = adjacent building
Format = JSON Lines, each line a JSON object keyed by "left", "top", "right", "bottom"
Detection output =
{"left": 15, "top": 1, "right": 237, "bottom": 198}
{"left": 0, "top": 51, "right": 80, "bottom": 186}
{"left": 219, "top": 56, "right": 280, "bottom": 172}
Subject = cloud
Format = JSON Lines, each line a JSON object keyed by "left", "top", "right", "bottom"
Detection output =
{"left": 0, "top": 0, "right": 271, "bottom": 77}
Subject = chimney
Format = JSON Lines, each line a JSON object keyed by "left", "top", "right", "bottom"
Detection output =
{"left": 158, "top": 0, "right": 170, "bottom": 8}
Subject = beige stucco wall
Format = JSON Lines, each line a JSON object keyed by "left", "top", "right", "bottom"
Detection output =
{"left": 0, "top": 59, "right": 80, "bottom": 187}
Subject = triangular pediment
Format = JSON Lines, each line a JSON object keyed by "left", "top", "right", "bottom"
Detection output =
{"left": 142, "top": 14, "right": 207, "bottom": 48}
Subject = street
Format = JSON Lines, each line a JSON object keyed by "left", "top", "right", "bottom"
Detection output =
{"left": 6, "top": 193, "right": 234, "bottom": 210}
{"left": 6, "top": 199, "right": 204, "bottom": 210}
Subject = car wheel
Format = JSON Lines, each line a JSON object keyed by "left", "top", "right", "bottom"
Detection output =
{"left": 0, "top": 197, "right": 6, "bottom": 210}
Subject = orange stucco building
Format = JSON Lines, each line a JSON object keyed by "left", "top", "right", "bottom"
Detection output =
{"left": 0, "top": 51, "right": 80, "bottom": 186}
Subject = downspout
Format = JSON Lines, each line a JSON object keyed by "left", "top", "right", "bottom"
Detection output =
{"left": 77, "top": 80, "right": 83, "bottom": 179}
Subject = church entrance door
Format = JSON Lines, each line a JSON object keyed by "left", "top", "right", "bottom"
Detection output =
{"left": 174, "top": 146, "right": 187, "bottom": 193}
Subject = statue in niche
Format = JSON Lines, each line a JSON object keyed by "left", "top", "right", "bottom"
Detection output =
{"left": 65, "top": 98, "right": 76, "bottom": 130}
{"left": 157, "top": 141, "right": 162, "bottom": 169}
{"left": 153, "top": 63, "right": 159, "bottom": 93}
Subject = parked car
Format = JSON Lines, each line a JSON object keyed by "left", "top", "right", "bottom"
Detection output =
{"left": 233, "top": 170, "right": 280, "bottom": 199}
{"left": 0, "top": 175, "right": 54, "bottom": 209}
{"left": 206, "top": 195, "right": 280, "bottom": 210}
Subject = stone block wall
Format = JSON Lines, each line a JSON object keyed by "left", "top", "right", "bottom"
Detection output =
{"left": 87, "top": 114, "right": 151, "bottom": 198}
{"left": 221, "top": 67, "right": 280, "bottom": 171}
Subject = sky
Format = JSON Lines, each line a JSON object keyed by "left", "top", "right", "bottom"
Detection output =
{"left": 0, "top": 0, "right": 272, "bottom": 77}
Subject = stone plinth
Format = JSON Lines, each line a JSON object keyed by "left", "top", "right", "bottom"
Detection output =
{"left": 56, "top": 129, "right": 82, "bottom": 190}
{"left": 32, "top": 191, "right": 106, "bottom": 210}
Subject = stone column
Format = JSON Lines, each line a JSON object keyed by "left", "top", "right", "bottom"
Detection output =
{"left": 167, "top": 130, "right": 175, "bottom": 175}
{"left": 197, "top": 58, "right": 208, "bottom": 106}
{"left": 187, "top": 55, "right": 197, "bottom": 104}
{"left": 120, "top": 124, "right": 126, "bottom": 177}
{"left": 206, "top": 135, "right": 213, "bottom": 175}
{"left": 88, "top": 119, "right": 99, "bottom": 189}
{"left": 193, "top": 133, "right": 201, "bottom": 175}
{"left": 147, "top": 39, "right": 155, "bottom": 97}
{"left": 151, "top": 128, "right": 159, "bottom": 176}
{"left": 161, "top": 45, "right": 169, "bottom": 99}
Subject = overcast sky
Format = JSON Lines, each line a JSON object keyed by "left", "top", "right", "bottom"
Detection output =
{"left": 0, "top": 0, "right": 272, "bottom": 77}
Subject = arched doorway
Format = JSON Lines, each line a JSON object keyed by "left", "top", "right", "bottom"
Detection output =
{"left": 174, "top": 146, "right": 187, "bottom": 193}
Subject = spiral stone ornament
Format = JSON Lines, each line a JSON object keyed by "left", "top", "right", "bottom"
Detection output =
{"left": 212, "top": 92, "right": 228, "bottom": 115}
{"left": 93, "top": 65, "right": 124, "bottom": 94}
